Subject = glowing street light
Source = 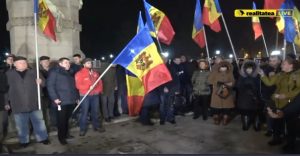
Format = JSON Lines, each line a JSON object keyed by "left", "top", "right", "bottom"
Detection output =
{"left": 161, "top": 51, "right": 169, "bottom": 58}
{"left": 101, "top": 57, "right": 105, "bottom": 61}
{"left": 5, "top": 52, "right": 9, "bottom": 56}
{"left": 229, "top": 54, "right": 233, "bottom": 58}
{"left": 109, "top": 54, "right": 114, "bottom": 59}
{"left": 216, "top": 50, "right": 220, "bottom": 55}
{"left": 271, "top": 50, "right": 281, "bottom": 56}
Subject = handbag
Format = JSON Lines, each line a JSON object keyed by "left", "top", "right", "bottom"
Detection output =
{"left": 216, "top": 83, "right": 230, "bottom": 99}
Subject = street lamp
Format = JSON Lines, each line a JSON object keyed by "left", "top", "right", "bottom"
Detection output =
{"left": 216, "top": 50, "right": 220, "bottom": 55}
{"left": 271, "top": 50, "right": 281, "bottom": 56}
{"left": 101, "top": 57, "right": 105, "bottom": 61}
{"left": 161, "top": 51, "right": 169, "bottom": 58}
{"left": 5, "top": 52, "right": 9, "bottom": 56}
{"left": 229, "top": 54, "right": 233, "bottom": 58}
{"left": 109, "top": 54, "right": 114, "bottom": 59}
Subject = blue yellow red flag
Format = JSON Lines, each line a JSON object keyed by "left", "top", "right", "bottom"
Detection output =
{"left": 143, "top": 0, "right": 175, "bottom": 45}
{"left": 252, "top": 2, "right": 263, "bottom": 40}
{"left": 202, "top": 0, "right": 222, "bottom": 32}
{"left": 192, "top": 0, "right": 206, "bottom": 48}
{"left": 112, "top": 27, "right": 172, "bottom": 93}
{"left": 36, "top": 0, "right": 56, "bottom": 41}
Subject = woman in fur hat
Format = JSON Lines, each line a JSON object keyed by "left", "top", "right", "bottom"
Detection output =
{"left": 208, "top": 61, "right": 235, "bottom": 125}
{"left": 236, "top": 60, "right": 261, "bottom": 131}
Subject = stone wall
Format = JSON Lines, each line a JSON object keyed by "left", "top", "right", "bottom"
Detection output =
{"left": 6, "top": 0, "right": 84, "bottom": 62}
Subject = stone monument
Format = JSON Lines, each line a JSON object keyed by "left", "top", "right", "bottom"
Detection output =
{"left": 6, "top": 0, "right": 84, "bottom": 62}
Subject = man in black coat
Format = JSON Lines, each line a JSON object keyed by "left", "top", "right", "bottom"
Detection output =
{"left": 5, "top": 56, "right": 49, "bottom": 147}
{"left": 47, "top": 57, "right": 79, "bottom": 145}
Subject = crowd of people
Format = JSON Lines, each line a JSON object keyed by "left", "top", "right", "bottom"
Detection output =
{"left": 0, "top": 52, "right": 299, "bottom": 154}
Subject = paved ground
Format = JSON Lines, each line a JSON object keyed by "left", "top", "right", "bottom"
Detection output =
{"left": 3, "top": 114, "right": 299, "bottom": 154}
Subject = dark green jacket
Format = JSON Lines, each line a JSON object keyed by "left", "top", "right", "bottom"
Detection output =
{"left": 191, "top": 70, "right": 211, "bottom": 95}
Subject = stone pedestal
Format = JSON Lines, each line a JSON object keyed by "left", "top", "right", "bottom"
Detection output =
{"left": 6, "top": 0, "right": 84, "bottom": 62}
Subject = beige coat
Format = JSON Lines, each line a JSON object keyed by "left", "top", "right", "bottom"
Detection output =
{"left": 208, "top": 61, "right": 235, "bottom": 109}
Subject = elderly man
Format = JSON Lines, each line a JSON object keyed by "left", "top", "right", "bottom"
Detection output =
{"left": 5, "top": 56, "right": 49, "bottom": 148}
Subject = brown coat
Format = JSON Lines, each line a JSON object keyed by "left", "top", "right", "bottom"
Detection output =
{"left": 208, "top": 61, "right": 235, "bottom": 109}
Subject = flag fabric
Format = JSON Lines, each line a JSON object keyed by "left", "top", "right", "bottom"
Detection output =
{"left": 192, "top": 0, "right": 206, "bottom": 48}
{"left": 252, "top": 2, "right": 263, "bottom": 40}
{"left": 126, "top": 70, "right": 145, "bottom": 116}
{"left": 44, "top": 0, "right": 65, "bottom": 32}
{"left": 202, "top": 0, "right": 222, "bottom": 32}
{"left": 137, "top": 11, "right": 145, "bottom": 33}
{"left": 143, "top": 0, "right": 175, "bottom": 45}
{"left": 276, "top": 16, "right": 285, "bottom": 33}
{"left": 281, "top": 0, "right": 297, "bottom": 43}
{"left": 112, "top": 27, "right": 172, "bottom": 94}
{"left": 125, "top": 11, "right": 146, "bottom": 116}
{"left": 294, "top": 7, "right": 300, "bottom": 47}
{"left": 36, "top": 0, "right": 56, "bottom": 41}
{"left": 264, "top": 0, "right": 285, "bottom": 9}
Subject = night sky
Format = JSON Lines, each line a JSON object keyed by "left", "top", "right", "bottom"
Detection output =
{"left": 0, "top": 0, "right": 299, "bottom": 59}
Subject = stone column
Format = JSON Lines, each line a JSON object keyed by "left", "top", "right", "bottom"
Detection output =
{"left": 6, "top": 0, "right": 84, "bottom": 62}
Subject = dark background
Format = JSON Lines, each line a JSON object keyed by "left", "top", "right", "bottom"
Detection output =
{"left": 0, "top": 0, "right": 299, "bottom": 60}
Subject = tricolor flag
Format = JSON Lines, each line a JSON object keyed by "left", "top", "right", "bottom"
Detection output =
{"left": 124, "top": 11, "right": 146, "bottom": 116}
{"left": 202, "top": 0, "right": 222, "bottom": 32}
{"left": 276, "top": 0, "right": 297, "bottom": 43}
{"left": 252, "top": 2, "right": 263, "bottom": 40}
{"left": 125, "top": 70, "right": 145, "bottom": 116}
{"left": 35, "top": 0, "right": 57, "bottom": 41}
{"left": 192, "top": 0, "right": 206, "bottom": 48}
{"left": 143, "top": 0, "right": 175, "bottom": 45}
{"left": 112, "top": 27, "right": 172, "bottom": 94}
{"left": 294, "top": 6, "right": 300, "bottom": 47}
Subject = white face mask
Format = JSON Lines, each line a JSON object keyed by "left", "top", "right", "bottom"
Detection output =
{"left": 246, "top": 68, "right": 253, "bottom": 74}
{"left": 220, "top": 67, "right": 227, "bottom": 72}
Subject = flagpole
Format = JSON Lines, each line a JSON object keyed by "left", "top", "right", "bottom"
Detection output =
{"left": 155, "top": 34, "right": 164, "bottom": 53}
{"left": 292, "top": 43, "right": 297, "bottom": 57}
{"left": 203, "top": 26, "right": 211, "bottom": 71}
{"left": 34, "top": 0, "right": 42, "bottom": 110}
{"left": 275, "top": 31, "right": 279, "bottom": 50}
{"left": 72, "top": 63, "right": 113, "bottom": 114}
{"left": 283, "top": 39, "right": 287, "bottom": 60}
{"left": 220, "top": 14, "right": 239, "bottom": 69}
{"left": 261, "top": 32, "right": 269, "bottom": 57}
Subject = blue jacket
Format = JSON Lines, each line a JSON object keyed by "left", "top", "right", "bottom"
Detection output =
{"left": 47, "top": 66, "right": 79, "bottom": 105}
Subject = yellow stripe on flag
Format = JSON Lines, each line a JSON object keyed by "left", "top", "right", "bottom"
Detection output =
{"left": 204, "top": 0, "right": 221, "bottom": 24}
{"left": 127, "top": 43, "right": 164, "bottom": 79}
{"left": 38, "top": 0, "right": 50, "bottom": 31}
{"left": 126, "top": 75, "right": 145, "bottom": 96}
{"left": 276, "top": 16, "right": 285, "bottom": 33}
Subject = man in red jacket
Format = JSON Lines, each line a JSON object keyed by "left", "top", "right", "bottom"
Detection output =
{"left": 75, "top": 58, "right": 105, "bottom": 136}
